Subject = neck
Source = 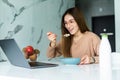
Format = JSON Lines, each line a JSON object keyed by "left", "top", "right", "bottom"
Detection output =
{"left": 73, "top": 31, "right": 83, "bottom": 41}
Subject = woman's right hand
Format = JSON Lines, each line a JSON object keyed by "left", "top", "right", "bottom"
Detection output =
{"left": 47, "top": 32, "right": 57, "bottom": 48}
{"left": 47, "top": 32, "right": 57, "bottom": 41}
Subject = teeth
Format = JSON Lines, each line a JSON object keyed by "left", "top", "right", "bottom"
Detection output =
{"left": 64, "top": 34, "right": 70, "bottom": 37}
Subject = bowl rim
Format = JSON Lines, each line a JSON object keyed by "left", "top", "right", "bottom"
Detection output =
{"left": 60, "top": 58, "right": 80, "bottom": 64}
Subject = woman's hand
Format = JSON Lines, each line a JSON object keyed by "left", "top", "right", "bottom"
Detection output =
{"left": 79, "top": 55, "right": 95, "bottom": 65}
{"left": 47, "top": 32, "right": 57, "bottom": 42}
{"left": 47, "top": 32, "right": 57, "bottom": 48}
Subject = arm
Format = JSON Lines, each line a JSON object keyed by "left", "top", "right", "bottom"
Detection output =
{"left": 46, "top": 32, "right": 62, "bottom": 58}
{"left": 80, "top": 33, "right": 100, "bottom": 64}
{"left": 92, "top": 34, "right": 101, "bottom": 64}
{"left": 46, "top": 40, "right": 62, "bottom": 58}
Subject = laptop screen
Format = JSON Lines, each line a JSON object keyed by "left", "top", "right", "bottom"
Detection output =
{"left": 0, "top": 39, "right": 31, "bottom": 68}
{"left": 0, "top": 39, "right": 58, "bottom": 69}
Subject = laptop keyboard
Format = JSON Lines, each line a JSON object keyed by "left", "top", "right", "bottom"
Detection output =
{"left": 29, "top": 61, "right": 58, "bottom": 67}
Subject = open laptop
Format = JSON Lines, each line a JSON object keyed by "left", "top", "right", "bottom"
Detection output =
{"left": 0, "top": 39, "right": 58, "bottom": 69}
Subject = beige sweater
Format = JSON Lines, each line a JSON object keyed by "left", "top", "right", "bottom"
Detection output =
{"left": 47, "top": 31, "right": 101, "bottom": 62}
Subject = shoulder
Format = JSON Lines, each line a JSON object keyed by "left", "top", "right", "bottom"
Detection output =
{"left": 84, "top": 31, "right": 100, "bottom": 40}
{"left": 85, "top": 31, "right": 99, "bottom": 37}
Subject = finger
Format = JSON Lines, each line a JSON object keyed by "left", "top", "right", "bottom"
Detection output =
{"left": 50, "top": 34, "right": 57, "bottom": 40}
{"left": 80, "top": 61, "right": 84, "bottom": 65}
{"left": 47, "top": 32, "right": 52, "bottom": 36}
{"left": 81, "top": 57, "right": 86, "bottom": 62}
{"left": 80, "top": 57, "right": 89, "bottom": 65}
{"left": 47, "top": 32, "right": 57, "bottom": 38}
{"left": 53, "top": 34, "right": 57, "bottom": 37}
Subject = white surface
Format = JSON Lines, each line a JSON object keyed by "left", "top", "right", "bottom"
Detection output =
{"left": 0, "top": 60, "right": 120, "bottom": 80}
{"left": 111, "top": 52, "right": 120, "bottom": 69}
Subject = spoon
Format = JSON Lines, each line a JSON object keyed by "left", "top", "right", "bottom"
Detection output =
{"left": 63, "top": 34, "right": 70, "bottom": 37}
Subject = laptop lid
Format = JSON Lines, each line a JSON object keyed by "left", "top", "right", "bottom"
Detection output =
{"left": 0, "top": 39, "right": 58, "bottom": 69}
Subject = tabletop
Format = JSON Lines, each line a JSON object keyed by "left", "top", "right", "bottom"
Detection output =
{"left": 0, "top": 60, "right": 120, "bottom": 80}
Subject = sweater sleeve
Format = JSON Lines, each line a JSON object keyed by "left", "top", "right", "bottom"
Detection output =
{"left": 92, "top": 34, "right": 101, "bottom": 56}
{"left": 46, "top": 41, "right": 62, "bottom": 58}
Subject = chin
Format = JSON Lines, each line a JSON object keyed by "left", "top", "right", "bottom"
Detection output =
{"left": 70, "top": 32, "right": 75, "bottom": 35}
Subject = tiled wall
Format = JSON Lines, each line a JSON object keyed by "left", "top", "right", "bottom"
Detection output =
{"left": 0, "top": 0, "right": 75, "bottom": 61}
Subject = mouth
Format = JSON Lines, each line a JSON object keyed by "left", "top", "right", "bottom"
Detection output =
{"left": 68, "top": 28, "right": 73, "bottom": 32}
{"left": 68, "top": 28, "right": 74, "bottom": 33}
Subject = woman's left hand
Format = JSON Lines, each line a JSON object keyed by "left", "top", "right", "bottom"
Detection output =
{"left": 79, "top": 55, "right": 91, "bottom": 65}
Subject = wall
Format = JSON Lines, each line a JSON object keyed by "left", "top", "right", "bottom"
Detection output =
{"left": 75, "top": 0, "right": 114, "bottom": 30}
{"left": 0, "top": 0, "right": 75, "bottom": 61}
{"left": 114, "top": 0, "right": 120, "bottom": 52}
{"left": 75, "top": 0, "right": 118, "bottom": 52}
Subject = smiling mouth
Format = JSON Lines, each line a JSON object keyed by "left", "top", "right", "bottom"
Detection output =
{"left": 68, "top": 28, "right": 73, "bottom": 33}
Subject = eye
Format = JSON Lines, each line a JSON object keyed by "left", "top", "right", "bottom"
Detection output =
{"left": 64, "top": 22, "right": 67, "bottom": 25}
{"left": 70, "top": 19, "right": 75, "bottom": 23}
{"left": 70, "top": 20, "right": 74, "bottom": 23}
{"left": 64, "top": 21, "right": 68, "bottom": 26}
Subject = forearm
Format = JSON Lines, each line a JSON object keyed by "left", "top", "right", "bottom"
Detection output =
{"left": 46, "top": 41, "right": 61, "bottom": 58}
{"left": 46, "top": 46, "right": 56, "bottom": 58}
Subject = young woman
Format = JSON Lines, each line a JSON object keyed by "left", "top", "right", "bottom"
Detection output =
{"left": 46, "top": 7, "right": 100, "bottom": 64}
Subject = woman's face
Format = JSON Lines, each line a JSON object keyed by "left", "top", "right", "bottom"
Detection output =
{"left": 64, "top": 14, "right": 79, "bottom": 35}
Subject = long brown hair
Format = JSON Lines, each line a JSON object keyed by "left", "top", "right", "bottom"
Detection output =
{"left": 61, "top": 7, "right": 90, "bottom": 57}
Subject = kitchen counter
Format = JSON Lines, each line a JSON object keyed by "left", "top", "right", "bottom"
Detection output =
{"left": 0, "top": 60, "right": 120, "bottom": 80}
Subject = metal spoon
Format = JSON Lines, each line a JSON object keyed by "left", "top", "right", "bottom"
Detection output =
{"left": 63, "top": 34, "right": 70, "bottom": 37}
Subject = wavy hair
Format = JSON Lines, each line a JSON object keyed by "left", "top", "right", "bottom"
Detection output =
{"left": 61, "top": 7, "right": 90, "bottom": 57}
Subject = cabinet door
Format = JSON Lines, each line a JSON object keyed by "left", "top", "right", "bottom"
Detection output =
{"left": 92, "top": 15, "right": 115, "bottom": 52}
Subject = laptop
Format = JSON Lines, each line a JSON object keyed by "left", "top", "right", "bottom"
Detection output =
{"left": 0, "top": 39, "right": 58, "bottom": 69}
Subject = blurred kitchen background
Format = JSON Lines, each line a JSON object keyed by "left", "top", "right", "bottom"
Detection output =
{"left": 0, "top": 0, "right": 120, "bottom": 61}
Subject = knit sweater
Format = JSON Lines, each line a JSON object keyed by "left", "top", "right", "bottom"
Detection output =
{"left": 47, "top": 31, "right": 101, "bottom": 60}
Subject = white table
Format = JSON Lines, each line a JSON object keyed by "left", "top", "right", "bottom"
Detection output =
{"left": 0, "top": 61, "right": 120, "bottom": 80}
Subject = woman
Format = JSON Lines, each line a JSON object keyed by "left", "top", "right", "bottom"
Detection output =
{"left": 46, "top": 7, "right": 100, "bottom": 64}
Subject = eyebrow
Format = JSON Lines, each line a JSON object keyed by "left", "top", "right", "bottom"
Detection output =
{"left": 64, "top": 19, "right": 75, "bottom": 22}
{"left": 68, "top": 18, "right": 74, "bottom": 21}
